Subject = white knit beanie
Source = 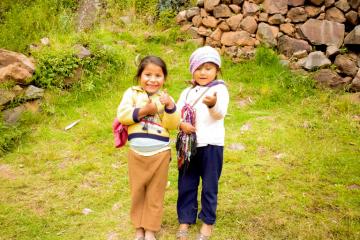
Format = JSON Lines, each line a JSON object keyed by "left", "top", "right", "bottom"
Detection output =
{"left": 189, "top": 46, "right": 221, "bottom": 74}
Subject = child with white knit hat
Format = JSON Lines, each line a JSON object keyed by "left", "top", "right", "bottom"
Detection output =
{"left": 176, "top": 46, "right": 230, "bottom": 240}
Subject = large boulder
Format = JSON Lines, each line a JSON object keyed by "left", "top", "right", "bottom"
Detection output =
{"left": 0, "top": 63, "right": 33, "bottom": 84}
{"left": 213, "top": 4, "right": 232, "bottom": 18}
{"left": 240, "top": 16, "right": 258, "bottom": 34}
{"left": 299, "top": 19, "right": 345, "bottom": 47}
{"left": 226, "top": 14, "right": 243, "bottom": 31}
{"left": 325, "top": 7, "right": 346, "bottom": 23}
{"left": 256, "top": 22, "right": 279, "bottom": 47}
{"left": 344, "top": 25, "right": 360, "bottom": 45}
{"left": 221, "top": 31, "right": 255, "bottom": 46}
{"left": 0, "top": 49, "right": 35, "bottom": 72}
{"left": 287, "top": 7, "right": 308, "bottom": 23}
{"left": 263, "top": 0, "right": 288, "bottom": 14}
{"left": 278, "top": 35, "right": 312, "bottom": 57}
{"left": 314, "top": 69, "right": 350, "bottom": 88}
{"left": 242, "top": 1, "right": 260, "bottom": 16}
{"left": 204, "top": 0, "right": 220, "bottom": 11}
{"left": 334, "top": 54, "right": 359, "bottom": 77}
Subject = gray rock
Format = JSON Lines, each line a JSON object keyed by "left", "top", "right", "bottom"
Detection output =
{"left": 24, "top": 85, "right": 44, "bottom": 99}
{"left": 304, "top": 51, "right": 331, "bottom": 70}
{"left": 186, "top": 7, "right": 200, "bottom": 20}
{"left": 3, "top": 105, "right": 26, "bottom": 124}
{"left": 74, "top": 44, "right": 91, "bottom": 59}
{"left": 256, "top": 22, "right": 279, "bottom": 47}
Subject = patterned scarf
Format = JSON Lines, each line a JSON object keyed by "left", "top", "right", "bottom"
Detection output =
{"left": 176, "top": 103, "right": 197, "bottom": 170}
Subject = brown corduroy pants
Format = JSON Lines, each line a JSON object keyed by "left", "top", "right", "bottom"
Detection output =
{"left": 128, "top": 149, "right": 170, "bottom": 231}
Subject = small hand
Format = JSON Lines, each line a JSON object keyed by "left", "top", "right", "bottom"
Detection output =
{"left": 142, "top": 99, "right": 158, "bottom": 116}
{"left": 203, "top": 92, "right": 217, "bottom": 108}
{"left": 159, "top": 89, "right": 175, "bottom": 109}
{"left": 180, "top": 122, "right": 196, "bottom": 134}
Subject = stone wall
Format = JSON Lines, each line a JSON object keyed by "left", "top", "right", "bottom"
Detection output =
{"left": 176, "top": 0, "right": 360, "bottom": 91}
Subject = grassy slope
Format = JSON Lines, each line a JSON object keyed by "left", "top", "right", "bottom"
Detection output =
{"left": 1, "top": 21, "right": 360, "bottom": 240}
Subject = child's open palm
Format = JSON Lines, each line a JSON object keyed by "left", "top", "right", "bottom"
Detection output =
{"left": 203, "top": 92, "right": 217, "bottom": 108}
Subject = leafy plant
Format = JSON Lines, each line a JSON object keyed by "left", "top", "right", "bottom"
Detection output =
{"left": 156, "top": 9, "right": 177, "bottom": 29}
{"left": 135, "top": 0, "right": 158, "bottom": 17}
{"left": 32, "top": 49, "right": 81, "bottom": 88}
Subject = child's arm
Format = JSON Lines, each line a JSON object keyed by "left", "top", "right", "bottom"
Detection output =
{"left": 117, "top": 88, "right": 158, "bottom": 125}
{"left": 117, "top": 88, "right": 138, "bottom": 125}
{"left": 161, "top": 94, "right": 180, "bottom": 130}
{"left": 176, "top": 88, "right": 195, "bottom": 133}
{"left": 207, "top": 85, "right": 229, "bottom": 120}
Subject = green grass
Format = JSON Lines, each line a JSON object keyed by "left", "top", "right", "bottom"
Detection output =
{"left": 1, "top": 8, "right": 360, "bottom": 240}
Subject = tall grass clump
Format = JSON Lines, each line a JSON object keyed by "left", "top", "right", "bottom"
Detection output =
{"left": 250, "top": 47, "right": 316, "bottom": 107}
{"left": 0, "top": 0, "right": 78, "bottom": 53}
{"left": 0, "top": 122, "right": 23, "bottom": 156}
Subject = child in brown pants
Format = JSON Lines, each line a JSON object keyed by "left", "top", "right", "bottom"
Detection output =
{"left": 117, "top": 56, "right": 180, "bottom": 240}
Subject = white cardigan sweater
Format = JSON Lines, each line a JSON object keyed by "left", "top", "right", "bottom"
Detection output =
{"left": 177, "top": 80, "right": 229, "bottom": 147}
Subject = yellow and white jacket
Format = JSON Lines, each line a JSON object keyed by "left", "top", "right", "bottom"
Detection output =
{"left": 117, "top": 86, "right": 180, "bottom": 155}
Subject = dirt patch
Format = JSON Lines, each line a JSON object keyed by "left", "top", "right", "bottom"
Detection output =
{"left": 0, "top": 164, "right": 16, "bottom": 179}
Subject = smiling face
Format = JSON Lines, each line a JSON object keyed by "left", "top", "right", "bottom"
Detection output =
{"left": 139, "top": 63, "right": 165, "bottom": 94}
{"left": 193, "top": 62, "right": 219, "bottom": 86}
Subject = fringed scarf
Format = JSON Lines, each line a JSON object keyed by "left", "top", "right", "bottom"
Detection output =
{"left": 176, "top": 103, "right": 197, "bottom": 170}
{"left": 176, "top": 81, "right": 224, "bottom": 170}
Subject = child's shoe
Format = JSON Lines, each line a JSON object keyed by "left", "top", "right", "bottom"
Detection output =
{"left": 176, "top": 229, "right": 188, "bottom": 240}
{"left": 196, "top": 233, "right": 210, "bottom": 240}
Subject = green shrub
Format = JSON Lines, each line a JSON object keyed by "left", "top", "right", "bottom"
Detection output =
{"left": 135, "top": 0, "right": 158, "bottom": 17}
{"left": 32, "top": 49, "right": 81, "bottom": 88}
{"left": 156, "top": 9, "right": 177, "bottom": 29}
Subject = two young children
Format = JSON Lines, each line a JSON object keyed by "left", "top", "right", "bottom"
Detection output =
{"left": 116, "top": 46, "right": 229, "bottom": 240}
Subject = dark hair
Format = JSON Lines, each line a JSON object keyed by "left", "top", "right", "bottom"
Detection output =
{"left": 134, "top": 55, "right": 167, "bottom": 82}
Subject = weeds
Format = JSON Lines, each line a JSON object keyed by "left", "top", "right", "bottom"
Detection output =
{"left": 0, "top": 0, "right": 78, "bottom": 52}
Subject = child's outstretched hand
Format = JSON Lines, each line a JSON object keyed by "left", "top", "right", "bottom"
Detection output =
{"left": 203, "top": 92, "right": 217, "bottom": 108}
{"left": 160, "top": 89, "right": 175, "bottom": 110}
{"left": 180, "top": 122, "right": 196, "bottom": 134}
